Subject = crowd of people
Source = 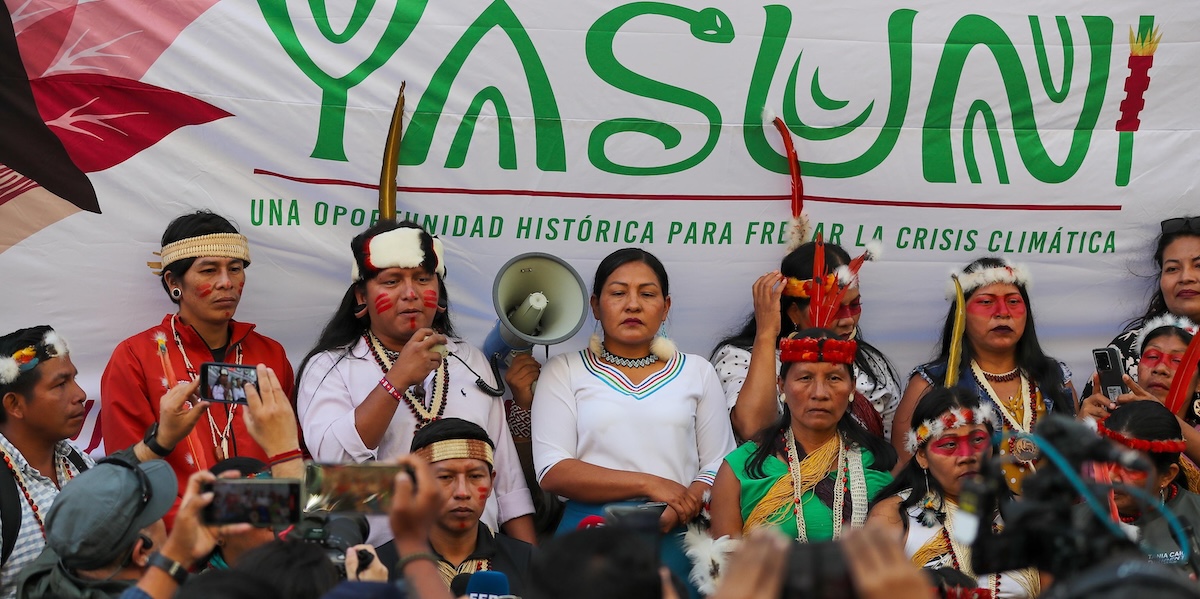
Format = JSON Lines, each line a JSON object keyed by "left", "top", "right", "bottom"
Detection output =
{"left": 0, "top": 210, "right": 1199, "bottom": 599}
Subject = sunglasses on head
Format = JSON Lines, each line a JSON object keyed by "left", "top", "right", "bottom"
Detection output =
{"left": 1161, "top": 217, "right": 1200, "bottom": 235}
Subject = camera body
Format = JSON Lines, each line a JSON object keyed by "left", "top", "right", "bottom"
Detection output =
{"left": 292, "top": 511, "right": 371, "bottom": 579}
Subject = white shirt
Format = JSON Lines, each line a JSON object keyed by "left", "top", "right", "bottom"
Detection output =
{"left": 532, "top": 349, "right": 735, "bottom": 490}
{"left": 296, "top": 337, "right": 534, "bottom": 545}
{"left": 710, "top": 344, "right": 901, "bottom": 440}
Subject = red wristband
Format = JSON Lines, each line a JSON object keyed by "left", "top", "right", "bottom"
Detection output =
{"left": 379, "top": 377, "right": 406, "bottom": 402}
{"left": 267, "top": 449, "right": 302, "bottom": 467}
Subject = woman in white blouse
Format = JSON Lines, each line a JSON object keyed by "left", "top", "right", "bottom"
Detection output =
{"left": 532, "top": 247, "right": 735, "bottom": 593}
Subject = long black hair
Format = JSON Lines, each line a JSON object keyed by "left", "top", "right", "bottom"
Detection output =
{"left": 294, "top": 220, "right": 455, "bottom": 392}
{"left": 871, "top": 386, "right": 1007, "bottom": 533}
{"left": 592, "top": 248, "right": 669, "bottom": 297}
{"left": 1127, "top": 219, "right": 1200, "bottom": 331}
{"left": 1105, "top": 401, "right": 1186, "bottom": 488}
{"left": 743, "top": 328, "right": 896, "bottom": 478}
{"left": 712, "top": 241, "right": 899, "bottom": 396}
{"left": 930, "top": 256, "right": 1073, "bottom": 414}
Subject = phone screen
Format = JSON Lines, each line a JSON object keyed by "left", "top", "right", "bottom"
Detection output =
{"left": 304, "top": 462, "right": 405, "bottom": 514}
{"left": 200, "top": 362, "right": 258, "bottom": 403}
{"left": 202, "top": 479, "right": 301, "bottom": 526}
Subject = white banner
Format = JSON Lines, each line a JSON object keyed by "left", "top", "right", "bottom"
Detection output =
{"left": 1, "top": 0, "right": 1194, "bottom": 453}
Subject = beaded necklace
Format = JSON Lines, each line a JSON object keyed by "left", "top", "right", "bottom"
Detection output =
{"left": 365, "top": 332, "right": 448, "bottom": 432}
{"left": 0, "top": 445, "right": 74, "bottom": 538}
{"left": 171, "top": 315, "right": 242, "bottom": 461}
{"left": 784, "top": 428, "right": 867, "bottom": 542}
{"left": 971, "top": 361, "right": 1039, "bottom": 467}
{"left": 978, "top": 366, "right": 1020, "bottom": 383}
{"left": 598, "top": 344, "right": 658, "bottom": 368}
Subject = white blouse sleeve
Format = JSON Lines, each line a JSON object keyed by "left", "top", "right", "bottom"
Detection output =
{"left": 295, "top": 351, "right": 376, "bottom": 462}
{"left": 692, "top": 359, "right": 738, "bottom": 486}
{"left": 531, "top": 354, "right": 578, "bottom": 483}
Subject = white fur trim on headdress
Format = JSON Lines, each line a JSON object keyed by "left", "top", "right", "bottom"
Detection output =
{"left": 785, "top": 215, "right": 811, "bottom": 252}
{"left": 944, "top": 259, "right": 1031, "bottom": 301}
{"left": 683, "top": 525, "right": 739, "bottom": 596}
{"left": 1136, "top": 314, "right": 1200, "bottom": 355}
{"left": 0, "top": 358, "right": 18, "bottom": 387}
{"left": 42, "top": 330, "right": 68, "bottom": 359}
{"left": 904, "top": 405, "right": 999, "bottom": 454}
{"left": 351, "top": 228, "right": 446, "bottom": 281}
{"left": 0, "top": 329, "right": 70, "bottom": 386}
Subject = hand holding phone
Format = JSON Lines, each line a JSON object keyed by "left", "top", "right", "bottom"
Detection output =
{"left": 1092, "top": 347, "right": 1128, "bottom": 402}
{"left": 201, "top": 478, "right": 302, "bottom": 527}
{"left": 200, "top": 362, "right": 259, "bottom": 403}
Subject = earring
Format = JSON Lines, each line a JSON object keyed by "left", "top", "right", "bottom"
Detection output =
{"left": 923, "top": 468, "right": 930, "bottom": 491}
{"left": 170, "top": 288, "right": 182, "bottom": 299}
{"left": 353, "top": 303, "right": 368, "bottom": 319}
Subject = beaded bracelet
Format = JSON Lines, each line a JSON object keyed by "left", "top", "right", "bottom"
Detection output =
{"left": 395, "top": 552, "right": 439, "bottom": 571}
{"left": 379, "top": 377, "right": 406, "bottom": 402}
{"left": 267, "top": 448, "right": 303, "bottom": 467}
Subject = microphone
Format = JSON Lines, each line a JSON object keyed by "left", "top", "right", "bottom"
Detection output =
{"left": 451, "top": 573, "right": 473, "bottom": 596}
{"left": 577, "top": 515, "right": 606, "bottom": 529}
{"left": 465, "top": 570, "right": 511, "bottom": 599}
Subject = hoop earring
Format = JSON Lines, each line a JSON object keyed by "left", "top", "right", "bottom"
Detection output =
{"left": 170, "top": 288, "right": 182, "bottom": 300}
{"left": 353, "top": 303, "right": 368, "bottom": 319}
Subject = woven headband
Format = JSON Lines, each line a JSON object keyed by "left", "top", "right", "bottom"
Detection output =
{"left": 414, "top": 439, "right": 494, "bottom": 467}
{"left": 351, "top": 228, "right": 445, "bottom": 281}
{"left": 148, "top": 233, "right": 251, "bottom": 275}
{"left": 944, "top": 260, "right": 1031, "bottom": 301}
{"left": 779, "top": 336, "right": 857, "bottom": 365}
{"left": 0, "top": 330, "right": 69, "bottom": 386}
{"left": 905, "top": 405, "right": 999, "bottom": 454}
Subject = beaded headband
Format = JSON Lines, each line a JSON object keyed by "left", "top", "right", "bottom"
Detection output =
{"left": 1136, "top": 314, "right": 1199, "bottom": 355}
{"left": 905, "top": 405, "right": 999, "bottom": 454}
{"left": 148, "top": 233, "right": 251, "bottom": 275}
{"left": 0, "top": 330, "right": 69, "bottom": 386}
{"left": 779, "top": 336, "right": 858, "bottom": 365}
{"left": 351, "top": 227, "right": 446, "bottom": 282}
{"left": 1096, "top": 419, "right": 1186, "bottom": 454}
{"left": 944, "top": 259, "right": 1031, "bottom": 301}
{"left": 414, "top": 438, "right": 494, "bottom": 468}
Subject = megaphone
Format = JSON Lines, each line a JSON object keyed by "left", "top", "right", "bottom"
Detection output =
{"left": 483, "top": 253, "right": 589, "bottom": 368}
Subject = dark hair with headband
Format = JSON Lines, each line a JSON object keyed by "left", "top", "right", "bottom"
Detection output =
{"left": 158, "top": 211, "right": 241, "bottom": 303}
{"left": 1128, "top": 216, "right": 1200, "bottom": 331}
{"left": 294, "top": 220, "right": 456, "bottom": 400}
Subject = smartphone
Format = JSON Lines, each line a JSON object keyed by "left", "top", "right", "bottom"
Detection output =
{"left": 199, "top": 362, "right": 258, "bottom": 403}
{"left": 1092, "top": 347, "right": 1128, "bottom": 401}
{"left": 201, "top": 478, "right": 302, "bottom": 527}
{"left": 304, "top": 462, "right": 409, "bottom": 514}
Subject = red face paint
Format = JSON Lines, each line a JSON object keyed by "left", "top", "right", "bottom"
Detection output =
{"left": 1141, "top": 348, "right": 1184, "bottom": 372}
{"left": 423, "top": 290, "right": 439, "bottom": 309}
{"left": 197, "top": 283, "right": 213, "bottom": 298}
{"left": 834, "top": 299, "right": 863, "bottom": 320}
{"left": 374, "top": 293, "right": 393, "bottom": 314}
{"left": 459, "top": 522, "right": 469, "bottom": 529}
{"left": 477, "top": 486, "right": 489, "bottom": 500}
{"left": 967, "top": 294, "right": 1026, "bottom": 319}
{"left": 1107, "top": 463, "right": 1149, "bottom": 486}
{"left": 927, "top": 431, "right": 990, "bottom": 457}
{"left": 237, "top": 281, "right": 245, "bottom": 292}
{"left": 409, "top": 316, "right": 417, "bottom": 330}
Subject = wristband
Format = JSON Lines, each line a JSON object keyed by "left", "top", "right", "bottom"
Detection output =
{"left": 379, "top": 377, "right": 406, "bottom": 402}
{"left": 395, "top": 551, "right": 439, "bottom": 571}
{"left": 143, "top": 423, "right": 173, "bottom": 457}
{"left": 147, "top": 551, "right": 188, "bottom": 585}
{"left": 267, "top": 448, "right": 303, "bottom": 467}
{"left": 505, "top": 400, "right": 532, "bottom": 439}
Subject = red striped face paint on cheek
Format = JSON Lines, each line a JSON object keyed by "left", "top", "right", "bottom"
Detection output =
{"left": 374, "top": 293, "right": 393, "bottom": 314}
{"left": 423, "top": 290, "right": 439, "bottom": 309}
{"left": 197, "top": 283, "right": 213, "bottom": 298}
{"left": 477, "top": 487, "right": 489, "bottom": 501}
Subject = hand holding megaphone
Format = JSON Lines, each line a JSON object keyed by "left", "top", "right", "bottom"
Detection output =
{"left": 505, "top": 353, "right": 542, "bottom": 410}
